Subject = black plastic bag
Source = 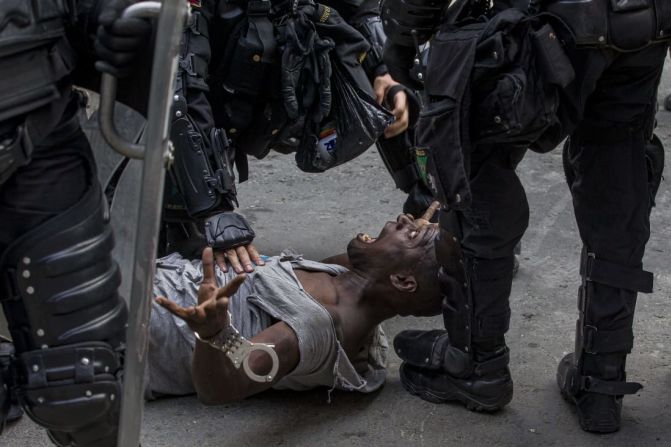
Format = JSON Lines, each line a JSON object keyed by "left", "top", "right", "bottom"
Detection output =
{"left": 295, "top": 62, "right": 394, "bottom": 172}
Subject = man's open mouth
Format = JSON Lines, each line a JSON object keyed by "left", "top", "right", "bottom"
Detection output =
{"left": 357, "top": 233, "right": 377, "bottom": 244}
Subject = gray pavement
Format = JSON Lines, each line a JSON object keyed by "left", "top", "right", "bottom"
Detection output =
{"left": 3, "top": 66, "right": 671, "bottom": 447}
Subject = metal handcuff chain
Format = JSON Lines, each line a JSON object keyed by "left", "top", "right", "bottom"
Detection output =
{"left": 194, "top": 311, "right": 280, "bottom": 383}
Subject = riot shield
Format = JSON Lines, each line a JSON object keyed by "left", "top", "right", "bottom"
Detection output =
{"left": 79, "top": 98, "right": 145, "bottom": 304}
{"left": 93, "top": 1, "right": 191, "bottom": 446}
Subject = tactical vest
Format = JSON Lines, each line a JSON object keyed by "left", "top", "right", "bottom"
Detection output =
{"left": 0, "top": 0, "right": 76, "bottom": 122}
{"left": 419, "top": 9, "right": 575, "bottom": 209}
{"left": 542, "top": 0, "right": 671, "bottom": 51}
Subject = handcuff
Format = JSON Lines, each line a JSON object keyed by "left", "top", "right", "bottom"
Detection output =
{"left": 194, "top": 311, "right": 279, "bottom": 383}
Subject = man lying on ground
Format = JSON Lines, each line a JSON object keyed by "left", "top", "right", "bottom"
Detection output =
{"left": 147, "top": 205, "right": 461, "bottom": 404}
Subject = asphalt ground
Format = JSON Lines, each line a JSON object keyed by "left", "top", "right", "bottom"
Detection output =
{"left": 3, "top": 64, "right": 671, "bottom": 447}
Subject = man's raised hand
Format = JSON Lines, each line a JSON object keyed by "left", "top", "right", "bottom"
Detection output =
{"left": 156, "top": 247, "right": 246, "bottom": 339}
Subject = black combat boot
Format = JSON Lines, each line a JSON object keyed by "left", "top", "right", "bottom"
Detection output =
{"left": 396, "top": 332, "right": 512, "bottom": 411}
{"left": 557, "top": 352, "right": 640, "bottom": 433}
{"left": 556, "top": 248, "right": 651, "bottom": 433}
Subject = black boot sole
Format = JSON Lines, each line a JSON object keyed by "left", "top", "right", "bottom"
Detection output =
{"left": 400, "top": 366, "right": 513, "bottom": 412}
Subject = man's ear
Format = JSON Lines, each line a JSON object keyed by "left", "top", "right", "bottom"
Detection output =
{"left": 390, "top": 273, "right": 418, "bottom": 293}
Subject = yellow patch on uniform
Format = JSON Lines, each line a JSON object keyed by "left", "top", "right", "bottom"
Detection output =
{"left": 320, "top": 6, "right": 331, "bottom": 23}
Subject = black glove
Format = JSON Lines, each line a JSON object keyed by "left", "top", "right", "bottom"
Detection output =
{"left": 205, "top": 212, "right": 256, "bottom": 250}
{"left": 280, "top": 16, "right": 316, "bottom": 120}
{"left": 280, "top": 4, "right": 333, "bottom": 123}
{"left": 94, "top": 0, "right": 152, "bottom": 77}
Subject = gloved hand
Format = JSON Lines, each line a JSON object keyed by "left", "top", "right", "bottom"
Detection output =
{"left": 94, "top": 0, "right": 152, "bottom": 77}
{"left": 205, "top": 212, "right": 264, "bottom": 274}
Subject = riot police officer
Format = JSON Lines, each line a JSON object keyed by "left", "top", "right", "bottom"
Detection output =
{"left": 161, "top": 0, "right": 422, "bottom": 271}
{"left": 383, "top": 0, "right": 669, "bottom": 433}
{"left": 0, "top": 1, "right": 150, "bottom": 444}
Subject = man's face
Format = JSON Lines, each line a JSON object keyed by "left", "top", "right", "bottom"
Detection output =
{"left": 347, "top": 214, "right": 438, "bottom": 276}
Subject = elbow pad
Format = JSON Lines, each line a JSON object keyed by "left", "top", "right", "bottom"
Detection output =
{"left": 381, "top": 0, "right": 449, "bottom": 47}
{"left": 169, "top": 98, "right": 238, "bottom": 218}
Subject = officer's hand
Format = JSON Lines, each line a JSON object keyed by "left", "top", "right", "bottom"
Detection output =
{"left": 214, "top": 244, "right": 265, "bottom": 274}
{"left": 156, "top": 248, "right": 247, "bottom": 339}
{"left": 373, "top": 74, "right": 409, "bottom": 138}
{"left": 94, "top": 0, "right": 152, "bottom": 77}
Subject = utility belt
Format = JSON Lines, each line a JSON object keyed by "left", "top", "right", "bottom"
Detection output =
{"left": 0, "top": 0, "right": 76, "bottom": 185}
{"left": 542, "top": 0, "right": 671, "bottom": 51}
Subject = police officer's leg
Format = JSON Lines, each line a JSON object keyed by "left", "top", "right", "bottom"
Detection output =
{"left": 556, "top": 43, "right": 667, "bottom": 433}
{"left": 0, "top": 93, "right": 127, "bottom": 446}
{"left": 395, "top": 144, "right": 528, "bottom": 411}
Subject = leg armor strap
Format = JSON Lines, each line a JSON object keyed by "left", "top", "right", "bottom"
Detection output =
{"left": 19, "top": 342, "right": 121, "bottom": 447}
{"left": 580, "top": 249, "right": 653, "bottom": 294}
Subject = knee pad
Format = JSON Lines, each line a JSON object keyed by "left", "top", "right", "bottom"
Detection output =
{"left": 0, "top": 181, "right": 127, "bottom": 353}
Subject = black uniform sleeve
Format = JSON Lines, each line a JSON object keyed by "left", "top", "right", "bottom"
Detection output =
{"left": 322, "top": 0, "right": 389, "bottom": 80}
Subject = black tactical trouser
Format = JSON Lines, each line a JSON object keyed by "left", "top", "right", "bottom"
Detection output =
{"left": 559, "top": 42, "right": 668, "bottom": 368}
{"left": 441, "top": 143, "right": 529, "bottom": 344}
{"left": 0, "top": 92, "right": 92, "bottom": 255}
{"left": 440, "top": 41, "right": 668, "bottom": 354}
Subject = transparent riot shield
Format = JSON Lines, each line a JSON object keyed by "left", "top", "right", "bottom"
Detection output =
{"left": 94, "top": 1, "right": 191, "bottom": 446}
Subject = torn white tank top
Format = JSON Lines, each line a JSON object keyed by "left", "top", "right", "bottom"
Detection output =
{"left": 147, "top": 250, "right": 388, "bottom": 400}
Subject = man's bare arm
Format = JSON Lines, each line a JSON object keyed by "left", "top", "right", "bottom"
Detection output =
{"left": 156, "top": 247, "right": 299, "bottom": 404}
{"left": 192, "top": 321, "right": 299, "bottom": 404}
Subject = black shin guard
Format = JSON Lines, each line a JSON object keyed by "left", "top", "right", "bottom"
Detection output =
{"left": 0, "top": 182, "right": 126, "bottom": 446}
{"left": 557, "top": 247, "right": 652, "bottom": 432}
{"left": 394, "top": 228, "right": 513, "bottom": 410}
{"left": 437, "top": 230, "right": 512, "bottom": 376}
{"left": 466, "top": 256, "right": 513, "bottom": 348}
